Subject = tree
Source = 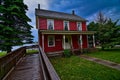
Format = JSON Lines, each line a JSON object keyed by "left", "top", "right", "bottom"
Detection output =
{"left": 95, "top": 11, "right": 108, "bottom": 24}
{"left": 87, "top": 22, "right": 99, "bottom": 45}
{"left": 98, "top": 19, "right": 120, "bottom": 49}
{"left": 88, "top": 12, "right": 120, "bottom": 50}
{"left": 0, "top": 0, "right": 33, "bottom": 53}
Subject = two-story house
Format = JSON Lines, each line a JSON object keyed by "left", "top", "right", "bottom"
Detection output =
{"left": 35, "top": 5, "right": 95, "bottom": 54}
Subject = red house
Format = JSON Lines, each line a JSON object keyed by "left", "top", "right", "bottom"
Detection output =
{"left": 35, "top": 5, "right": 95, "bottom": 54}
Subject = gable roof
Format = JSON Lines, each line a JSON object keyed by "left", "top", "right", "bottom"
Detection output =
{"left": 35, "top": 9, "right": 87, "bottom": 22}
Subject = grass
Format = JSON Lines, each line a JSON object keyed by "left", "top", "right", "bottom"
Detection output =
{"left": 50, "top": 56, "right": 120, "bottom": 80}
{"left": 0, "top": 49, "right": 39, "bottom": 57}
{"left": 26, "top": 49, "right": 39, "bottom": 55}
{"left": 0, "top": 51, "right": 7, "bottom": 57}
{"left": 86, "top": 48, "right": 120, "bottom": 63}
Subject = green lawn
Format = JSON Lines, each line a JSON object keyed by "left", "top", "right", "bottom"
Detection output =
{"left": 0, "top": 49, "right": 38, "bottom": 57}
{"left": 50, "top": 56, "right": 120, "bottom": 80}
{"left": 86, "top": 49, "right": 120, "bottom": 63}
{"left": 0, "top": 51, "right": 7, "bottom": 57}
{"left": 26, "top": 49, "right": 39, "bottom": 55}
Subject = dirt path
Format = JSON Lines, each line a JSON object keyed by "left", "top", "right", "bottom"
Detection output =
{"left": 81, "top": 55, "right": 120, "bottom": 71}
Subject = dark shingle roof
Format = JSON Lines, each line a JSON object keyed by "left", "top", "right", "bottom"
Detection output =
{"left": 35, "top": 9, "right": 87, "bottom": 21}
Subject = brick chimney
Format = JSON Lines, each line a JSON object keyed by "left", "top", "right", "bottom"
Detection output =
{"left": 72, "top": 10, "right": 75, "bottom": 15}
{"left": 38, "top": 4, "right": 40, "bottom": 9}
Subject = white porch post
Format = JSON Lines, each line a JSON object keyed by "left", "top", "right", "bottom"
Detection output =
{"left": 42, "top": 34, "right": 44, "bottom": 52}
{"left": 80, "top": 35, "right": 83, "bottom": 53}
{"left": 93, "top": 34, "right": 95, "bottom": 48}
{"left": 63, "top": 35, "right": 65, "bottom": 49}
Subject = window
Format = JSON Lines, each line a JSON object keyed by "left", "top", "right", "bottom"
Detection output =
{"left": 48, "top": 36, "right": 55, "bottom": 47}
{"left": 77, "top": 22, "right": 82, "bottom": 31}
{"left": 47, "top": 19, "right": 54, "bottom": 30}
{"left": 64, "top": 21, "right": 69, "bottom": 30}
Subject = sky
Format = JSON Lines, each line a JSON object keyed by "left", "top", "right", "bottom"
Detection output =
{"left": 24, "top": 0, "right": 120, "bottom": 42}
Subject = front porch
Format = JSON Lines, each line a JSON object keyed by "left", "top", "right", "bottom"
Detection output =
{"left": 39, "top": 30, "right": 96, "bottom": 54}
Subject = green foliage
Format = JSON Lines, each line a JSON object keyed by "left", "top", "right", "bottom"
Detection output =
{"left": 98, "top": 19, "right": 120, "bottom": 49}
{"left": 88, "top": 12, "right": 120, "bottom": 49}
{"left": 26, "top": 49, "right": 38, "bottom": 55}
{"left": 0, "top": 0, "right": 33, "bottom": 52}
{"left": 50, "top": 56, "right": 120, "bottom": 80}
{"left": 0, "top": 51, "right": 7, "bottom": 57}
{"left": 63, "top": 49, "right": 71, "bottom": 57}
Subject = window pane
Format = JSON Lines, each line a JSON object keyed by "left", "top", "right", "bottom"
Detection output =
{"left": 48, "top": 20, "right": 53, "bottom": 30}
{"left": 64, "top": 21, "right": 68, "bottom": 30}
{"left": 77, "top": 22, "right": 82, "bottom": 31}
{"left": 48, "top": 36, "right": 54, "bottom": 46}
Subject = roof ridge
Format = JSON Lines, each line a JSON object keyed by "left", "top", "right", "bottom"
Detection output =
{"left": 35, "top": 9, "right": 87, "bottom": 21}
{"left": 39, "top": 9, "right": 77, "bottom": 16}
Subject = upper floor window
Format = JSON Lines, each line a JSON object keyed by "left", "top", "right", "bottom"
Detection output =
{"left": 77, "top": 22, "right": 82, "bottom": 31}
{"left": 64, "top": 21, "right": 69, "bottom": 31}
{"left": 47, "top": 19, "right": 54, "bottom": 30}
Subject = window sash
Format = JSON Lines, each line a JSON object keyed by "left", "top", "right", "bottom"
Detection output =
{"left": 47, "top": 19, "right": 54, "bottom": 30}
{"left": 48, "top": 36, "right": 55, "bottom": 47}
{"left": 77, "top": 22, "right": 82, "bottom": 31}
{"left": 64, "top": 21, "right": 69, "bottom": 30}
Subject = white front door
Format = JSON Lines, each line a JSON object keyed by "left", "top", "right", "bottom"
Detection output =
{"left": 65, "top": 36, "right": 71, "bottom": 49}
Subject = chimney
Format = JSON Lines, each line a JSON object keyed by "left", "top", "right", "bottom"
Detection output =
{"left": 38, "top": 4, "right": 40, "bottom": 9}
{"left": 72, "top": 10, "right": 75, "bottom": 15}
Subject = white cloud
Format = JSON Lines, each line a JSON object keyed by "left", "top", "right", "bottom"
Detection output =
{"left": 24, "top": 0, "right": 49, "bottom": 29}
{"left": 23, "top": 0, "right": 50, "bottom": 42}
{"left": 24, "top": 0, "right": 49, "bottom": 13}
{"left": 103, "top": 8, "right": 120, "bottom": 21}
{"left": 86, "top": 12, "right": 97, "bottom": 24}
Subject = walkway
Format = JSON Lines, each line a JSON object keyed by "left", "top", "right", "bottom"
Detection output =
{"left": 5, "top": 54, "right": 42, "bottom": 80}
{"left": 81, "top": 55, "right": 120, "bottom": 71}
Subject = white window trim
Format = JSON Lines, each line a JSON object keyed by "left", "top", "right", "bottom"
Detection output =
{"left": 77, "top": 22, "right": 82, "bottom": 31}
{"left": 48, "top": 36, "right": 55, "bottom": 47}
{"left": 78, "top": 35, "right": 82, "bottom": 45}
{"left": 64, "top": 21, "right": 69, "bottom": 30}
{"left": 47, "top": 19, "right": 54, "bottom": 30}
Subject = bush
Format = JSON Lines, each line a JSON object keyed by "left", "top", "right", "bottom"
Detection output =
{"left": 63, "top": 49, "right": 71, "bottom": 57}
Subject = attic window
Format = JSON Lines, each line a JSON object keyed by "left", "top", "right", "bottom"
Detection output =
{"left": 64, "top": 21, "right": 69, "bottom": 31}
{"left": 47, "top": 19, "right": 54, "bottom": 30}
{"left": 77, "top": 22, "right": 82, "bottom": 31}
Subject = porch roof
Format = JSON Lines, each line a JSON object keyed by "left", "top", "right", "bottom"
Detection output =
{"left": 39, "top": 30, "right": 96, "bottom": 35}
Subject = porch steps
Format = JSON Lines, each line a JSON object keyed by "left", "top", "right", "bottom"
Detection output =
{"left": 47, "top": 51, "right": 63, "bottom": 57}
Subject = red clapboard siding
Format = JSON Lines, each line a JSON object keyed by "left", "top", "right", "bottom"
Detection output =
{"left": 44, "top": 35, "right": 63, "bottom": 53}
{"left": 54, "top": 19, "right": 63, "bottom": 30}
{"left": 69, "top": 21, "right": 77, "bottom": 31}
{"left": 39, "top": 18, "right": 47, "bottom": 30}
{"left": 82, "top": 22, "right": 87, "bottom": 31}
{"left": 72, "top": 35, "right": 79, "bottom": 49}
{"left": 82, "top": 35, "right": 88, "bottom": 48}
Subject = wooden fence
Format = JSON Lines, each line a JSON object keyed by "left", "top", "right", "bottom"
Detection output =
{"left": 0, "top": 45, "right": 60, "bottom": 80}
{"left": 0, "top": 47, "right": 26, "bottom": 80}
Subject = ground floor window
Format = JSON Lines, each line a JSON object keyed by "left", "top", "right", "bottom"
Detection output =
{"left": 48, "top": 36, "right": 55, "bottom": 47}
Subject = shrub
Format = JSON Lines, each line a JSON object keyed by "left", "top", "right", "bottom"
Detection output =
{"left": 63, "top": 49, "right": 71, "bottom": 57}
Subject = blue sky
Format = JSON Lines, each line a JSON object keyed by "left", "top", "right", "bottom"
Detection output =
{"left": 24, "top": 0, "right": 120, "bottom": 42}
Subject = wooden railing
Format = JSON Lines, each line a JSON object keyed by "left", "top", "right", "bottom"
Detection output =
{"left": 0, "top": 47, "right": 26, "bottom": 80}
{"left": 38, "top": 46, "right": 61, "bottom": 80}
{"left": 0, "top": 45, "right": 60, "bottom": 80}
